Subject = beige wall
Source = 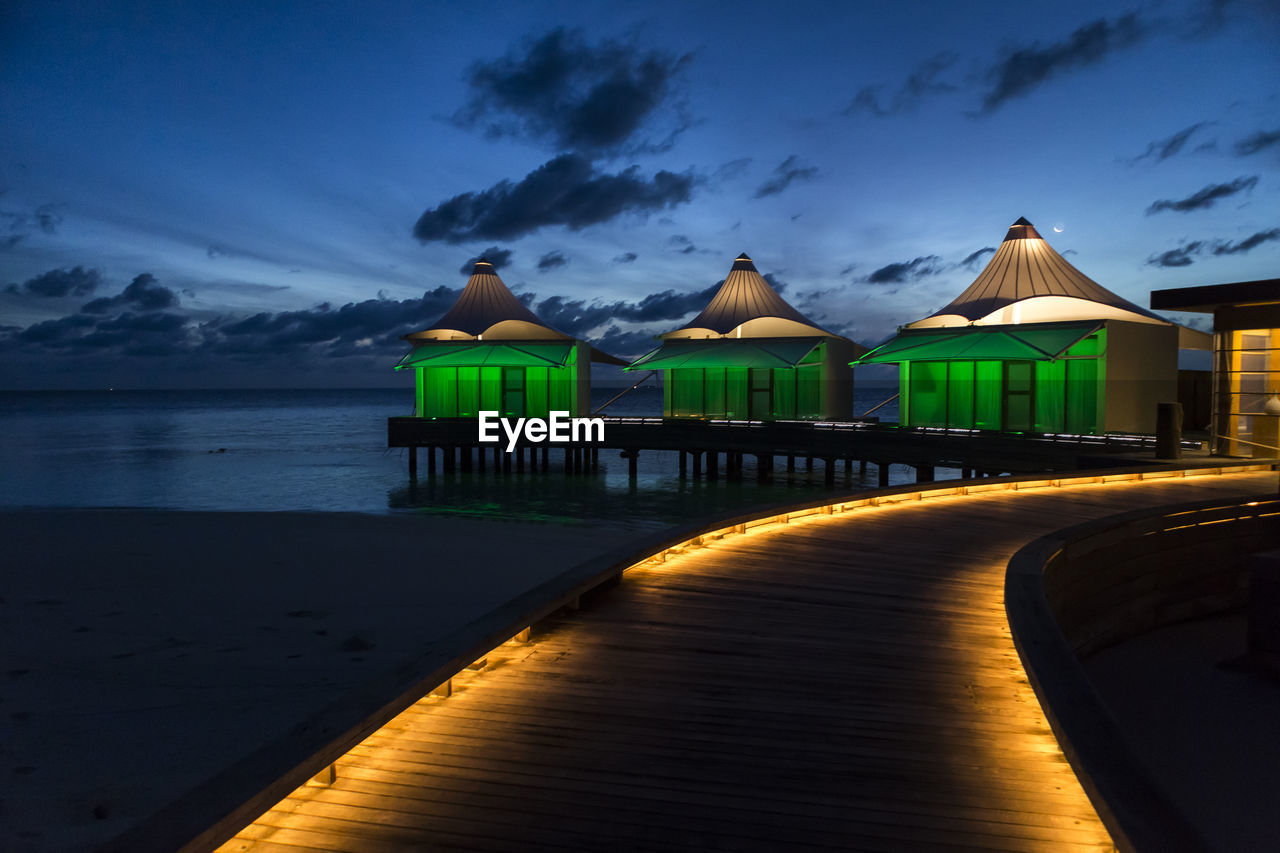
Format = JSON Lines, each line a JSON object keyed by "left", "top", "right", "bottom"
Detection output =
{"left": 821, "top": 337, "right": 862, "bottom": 420}
{"left": 1102, "top": 321, "right": 1179, "bottom": 434}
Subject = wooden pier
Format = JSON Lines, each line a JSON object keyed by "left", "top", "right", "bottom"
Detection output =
{"left": 221, "top": 467, "right": 1274, "bottom": 852}
{"left": 389, "top": 416, "right": 1197, "bottom": 485}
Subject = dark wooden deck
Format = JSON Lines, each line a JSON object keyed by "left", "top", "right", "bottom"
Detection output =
{"left": 221, "top": 469, "right": 1274, "bottom": 852}
{"left": 389, "top": 415, "right": 1203, "bottom": 482}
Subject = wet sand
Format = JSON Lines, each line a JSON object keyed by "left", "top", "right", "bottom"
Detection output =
{"left": 0, "top": 509, "right": 646, "bottom": 852}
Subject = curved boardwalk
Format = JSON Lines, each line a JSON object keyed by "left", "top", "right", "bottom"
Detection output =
{"left": 224, "top": 470, "right": 1274, "bottom": 852}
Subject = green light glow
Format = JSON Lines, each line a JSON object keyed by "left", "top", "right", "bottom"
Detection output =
{"left": 892, "top": 330, "right": 1106, "bottom": 433}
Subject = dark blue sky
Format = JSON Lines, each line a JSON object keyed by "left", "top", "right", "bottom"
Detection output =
{"left": 2, "top": 0, "right": 1277, "bottom": 388}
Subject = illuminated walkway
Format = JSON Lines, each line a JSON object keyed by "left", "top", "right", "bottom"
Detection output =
{"left": 223, "top": 470, "right": 1273, "bottom": 852}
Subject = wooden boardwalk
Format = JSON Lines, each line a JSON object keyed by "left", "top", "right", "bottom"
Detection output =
{"left": 221, "top": 470, "right": 1274, "bottom": 852}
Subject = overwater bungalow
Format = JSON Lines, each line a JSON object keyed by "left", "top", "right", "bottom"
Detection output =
{"left": 857, "top": 218, "right": 1210, "bottom": 434}
{"left": 627, "top": 253, "right": 867, "bottom": 420}
{"left": 396, "top": 259, "right": 626, "bottom": 418}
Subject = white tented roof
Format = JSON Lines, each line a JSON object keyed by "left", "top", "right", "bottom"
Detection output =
{"left": 907, "top": 218, "right": 1170, "bottom": 329}
{"left": 405, "top": 260, "right": 568, "bottom": 342}
{"left": 663, "top": 254, "right": 832, "bottom": 339}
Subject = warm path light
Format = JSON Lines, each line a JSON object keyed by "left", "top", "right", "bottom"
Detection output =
{"left": 221, "top": 467, "right": 1273, "bottom": 852}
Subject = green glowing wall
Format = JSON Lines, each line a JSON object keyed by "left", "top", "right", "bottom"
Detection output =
{"left": 413, "top": 345, "right": 585, "bottom": 418}
{"left": 899, "top": 330, "right": 1107, "bottom": 433}
{"left": 659, "top": 341, "right": 853, "bottom": 419}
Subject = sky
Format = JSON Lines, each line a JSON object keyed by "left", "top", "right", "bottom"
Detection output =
{"left": 1, "top": 0, "right": 1277, "bottom": 389}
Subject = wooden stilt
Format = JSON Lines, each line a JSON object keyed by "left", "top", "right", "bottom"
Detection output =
{"left": 477, "top": 445, "right": 486, "bottom": 473}
{"left": 443, "top": 447, "right": 455, "bottom": 474}
{"left": 679, "top": 451, "right": 688, "bottom": 478}
{"left": 787, "top": 455, "right": 796, "bottom": 472}
{"left": 916, "top": 465, "right": 935, "bottom": 483}
{"left": 859, "top": 459, "right": 867, "bottom": 476}
{"left": 693, "top": 451, "right": 702, "bottom": 478}
{"left": 878, "top": 462, "right": 890, "bottom": 487}
{"left": 426, "top": 446, "right": 436, "bottom": 475}
{"left": 516, "top": 445, "right": 524, "bottom": 473}
{"left": 707, "top": 451, "right": 718, "bottom": 479}
{"left": 824, "top": 458, "right": 836, "bottom": 487}
{"left": 460, "top": 447, "right": 472, "bottom": 473}
{"left": 502, "top": 449, "right": 511, "bottom": 474}
{"left": 628, "top": 450, "right": 638, "bottom": 481}
{"left": 408, "top": 446, "right": 417, "bottom": 478}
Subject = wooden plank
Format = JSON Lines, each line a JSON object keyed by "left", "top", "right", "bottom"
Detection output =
{"left": 222, "top": 471, "right": 1273, "bottom": 852}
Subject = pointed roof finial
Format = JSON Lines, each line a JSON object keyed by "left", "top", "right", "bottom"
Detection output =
{"left": 732, "top": 253, "right": 756, "bottom": 271}
{"left": 1004, "top": 217, "right": 1041, "bottom": 241}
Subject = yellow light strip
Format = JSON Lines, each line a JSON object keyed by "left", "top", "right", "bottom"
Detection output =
{"left": 221, "top": 461, "right": 1275, "bottom": 852}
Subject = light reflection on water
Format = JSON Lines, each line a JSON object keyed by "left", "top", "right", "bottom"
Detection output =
{"left": 0, "top": 387, "right": 913, "bottom": 527}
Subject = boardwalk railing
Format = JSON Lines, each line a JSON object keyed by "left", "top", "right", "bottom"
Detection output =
{"left": 1006, "top": 491, "right": 1280, "bottom": 853}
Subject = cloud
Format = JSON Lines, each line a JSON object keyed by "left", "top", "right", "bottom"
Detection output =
{"left": 1125, "top": 122, "right": 1213, "bottom": 164}
{"left": 864, "top": 255, "right": 945, "bottom": 284}
{"left": 1145, "top": 175, "right": 1258, "bottom": 214}
{"left": 1235, "top": 129, "right": 1280, "bottom": 157}
{"left": 1146, "top": 228, "right": 1280, "bottom": 267}
{"left": 533, "top": 282, "right": 720, "bottom": 338}
{"left": 1, "top": 203, "right": 63, "bottom": 249}
{"left": 536, "top": 250, "right": 569, "bottom": 272}
{"left": 754, "top": 155, "right": 819, "bottom": 198}
{"left": 667, "top": 234, "right": 698, "bottom": 254}
{"left": 980, "top": 13, "right": 1146, "bottom": 112}
{"left": 458, "top": 246, "right": 514, "bottom": 274}
{"left": 1212, "top": 227, "right": 1280, "bottom": 255}
{"left": 413, "top": 153, "right": 696, "bottom": 244}
{"left": 81, "top": 273, "right": 180, "bottom": 314}
{"left": 959, "top": 247, "right": 996, "bottom": 269}
{"left": 612, "top": 252, "right": 638, "bottom": 264}
{"left": 713, "top": 158, "right": 752, "bottom": 182}
{"left": 592, "top": 324, "right": 663, "bottom": 359}
{"left": 843, "top": 53, "right": 957, "bottom": 118}
{"left": 5, "top": 266, "right": 101, "bottom": 298}
{"left": 450, "top": 27, "right": 692, "bottom": 155}
{"left": 207, "top": 244, "right": 234, "bottom": 259}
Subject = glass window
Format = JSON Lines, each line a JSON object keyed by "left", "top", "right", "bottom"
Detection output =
{"left": 909, "top": 361, "right": 948, "bottom": 427}
{"left": 1214, "top": 328, "right": 1280, "bottom": 456}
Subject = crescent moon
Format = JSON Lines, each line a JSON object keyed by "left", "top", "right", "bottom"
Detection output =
{"left": 1053, "top": 224, "right": 1064, "bottom": 233}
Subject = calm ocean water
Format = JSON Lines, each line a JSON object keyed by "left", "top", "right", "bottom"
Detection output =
{"left": 0, "top": 387, "right": 909, "bottom": 527}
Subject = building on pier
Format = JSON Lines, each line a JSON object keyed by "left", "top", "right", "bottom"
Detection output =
{"left": 627, "top": 253, "right": 867, "bottom": 420}
{"left": 857, "top": 218, "right": 1210, "bottom": 434}
{"left": 1151, "top": 278, "right": 1280, "bottom": 457}
{"left": 396, "top": 260, "right": 626, "bottom": 418}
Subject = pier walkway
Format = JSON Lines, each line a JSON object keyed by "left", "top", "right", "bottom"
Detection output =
{"left": 224, "top": 469, "right": 1274, "bottom": 852}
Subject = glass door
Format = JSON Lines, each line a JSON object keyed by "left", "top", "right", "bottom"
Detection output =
{"left": 501, "top": 367, "right": 526, "bottom": 417}
{"left": 748, "top": 368, "right": 773, "bottom": 420}
{"left": 1003, "top": 361, "right": 1034, "bottom": 432}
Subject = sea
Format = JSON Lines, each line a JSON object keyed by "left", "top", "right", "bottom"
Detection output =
{"left": 0, "top": 387, "right": 910, "bottom": 528}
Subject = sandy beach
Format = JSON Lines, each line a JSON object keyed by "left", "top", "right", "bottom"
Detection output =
{"left": 0, "top": 509, "right": 648, "bottom": 852}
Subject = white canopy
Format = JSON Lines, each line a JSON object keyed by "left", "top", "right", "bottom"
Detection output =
{"left": 907, "top": 218, "right": 1170, "bottom": 329}
{"left": 406, "top": 260, "right": 568, "bottom": 342}
{"left": 663, "top": 254, "right": 832, "bottom": 339}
